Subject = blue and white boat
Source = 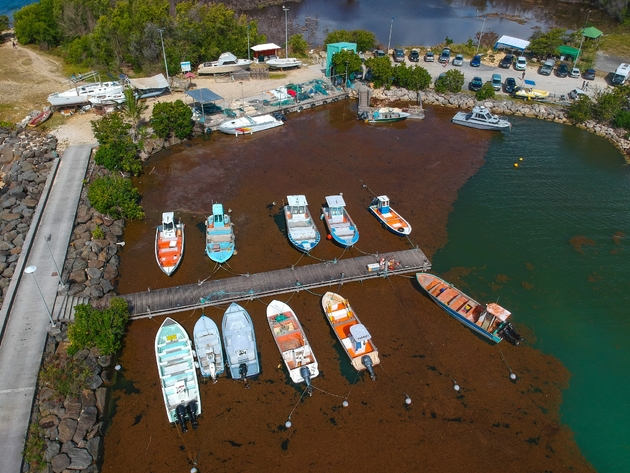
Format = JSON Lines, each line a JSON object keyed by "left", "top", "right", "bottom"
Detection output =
{"left": 205, "top": 203, "right": 235, "bottom": 263}
{"left": 284, "top": 195, "right": 320, "bottom": 252}
{"left": 193, "top": 314, "right": 224, "bottom": 382}
{"left": 321, "top": 194, "right": 359, "bottom": 247}
{"left": 222, "top": 303, "right": 260, "bottom": 384}
{"left": 155, "top": 317, "right": 201, "bottom": 432}
{"left": 416, "top": 273, "right": 522, "bottom": 345}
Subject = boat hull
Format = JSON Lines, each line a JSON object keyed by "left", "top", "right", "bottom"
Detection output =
{"left": 193, "top": 315, "right": 225, "bottom": 379}
{"left": 218, "top": 115, "right": 284, "bottom": 135}
{"left": 205, "top": 209, "right": 235, "bottom": 264}
{"left": 451, "top": 116, "right": 511, "bottom": 131}
{"left": 28, "top": 110, "right": 52, "bottom": 127}
{"left": 285, "top": 205, "right": 320, "bottom": 252}
{"left": 266, "top": 58, "right": 302, "bottom": 69}
{"left": 222, "top": 303, "right": 260, "bottom": 380}
{"left": 198, "top": 60, "right": 253, "bottom": 75}
{"left": 321, "top": 207, "right": 359, "bottom": 247}
{"left": 368, "top": 205, "right": 412, "bottom": 235}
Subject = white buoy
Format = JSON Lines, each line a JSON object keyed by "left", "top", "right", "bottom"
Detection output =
{"left": 342, "top": 400, "right": 349, "bottom": 407}
{"left": 191, "top": 468, "right": 198, "bottom": 473}
{"left": 510, "top": 373, "right": 517, "bottom": 380}
{"left": 454, "top": 384, "right": 460, "bottom": 391}
{"left": 114, "top": 364, "right": 121, "bottom": 371}
{"left": 285, "top": 421, "right": 292, "bottom": 428}
{"left": 405, "top": 397, "right": 412, "bottom": 405}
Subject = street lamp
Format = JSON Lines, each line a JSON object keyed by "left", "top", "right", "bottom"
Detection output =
{"left": 24, "top": 265, "right": 56, "bottom": 327}
{"left": 44, "top": 234, "right": 64, "bottom": 288}
{"left": 476, "top": 14, "right": 487, "bottom": 55}
{"left": 576, "top": 10, "right": 591, "bottom": 66}
{"left": 387, "top": 17, "right": 394, "bottom": 53}
{"left": 157, "top": 28, "right": 170, "bottom": 83}
{"left": 247, "top": 24, "right": 251, "bottom": 61}
{"left": 283, "top": 6, "right": 289, "bottom": 58}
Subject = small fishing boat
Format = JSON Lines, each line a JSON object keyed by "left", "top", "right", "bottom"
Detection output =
{"left": 155, "top": 317, "right": 201, "bottom": 432}
{"left": 451, "top": 105, "right": 511, "bottom": 131}
{"left": 47, "top": 81, "right": 123, "bottom": 107}
{"left": 321, "top": 194, "right": 359, "bottom": 247}
{"left": 193, "top": 314, "right": 224, "bottom": 382}
{"left": 222, "top": 303, "right": 260, "bottom": 384}
{"left": 155, "top": 212, "right": 184, "bottom": 276}
{"left": 27, "top": 109, "right": 52, "bottom": 127}
{"left": 513, "top": 80, "right": 549, "bottom": 100}
{"left": 362, "top": 107, "right": 410, "bottom": 123}
{"left": 198, "top": 52, "right": 254, "bottom": 75}
{"left": 218, "top": 114, "right": 284, "bottom": 135}
{"left": 265, "top": 57, "right": 302, "bottom": 69}
{"left": 416, "top": 273, "right": 522, "bottom": 345}
{"left": 321, "top": 291, "right": 379, "bottom": 380}
{"left": 368, "top": 195, "right": 412, "bottom": 235}
{"left": 205, "top": 203, "right": 235, "bottom": 264}
{"left": 266, "top": 300, "right": 319, "bottom": 394}
{"left": 284, "top": 195, "right": 320, "bottom": 252}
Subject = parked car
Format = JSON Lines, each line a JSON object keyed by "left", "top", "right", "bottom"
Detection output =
{"left": 452, "top": 54, "right": 464, "bottom": 66}
{"left": 409, "top": 49, "right": 420, "bottom": 62}
{"left": 570, "top": 67, "right": 580, "bottom": 78}
{"left": 584, "top": 69, "right": 596, "bottom": 80}
{"left": 469, "top": 76, "right": 483, "bottom": 91}
{"left": 556, "top": 63, "right": 570, "bottom": 77}
{"left": 500, "top": 54, "right": 514, "bottom": 69}
{"left": 373, "top": 49, "right": 386, "bottom": 57}
{"left": 515, "top": 56, "right": 527, "bottom": 71}
{"left": 393, "top": 48, "right": 405, "bottom": 63}
{"left": 568, "top": 88, "right": 587, "bottom": 100}
{"left": 425, "top": 50, "right": 435, "bottom": 62}
{"left": 491, "top": 73, "right": 502, "bottom": 90}
{"left": 470, "top": 55, "right": 481, "bottom": 67}
{"left": 503, "top": 77, "right": 517, "bottom": 93}
{"left": 439, "top": 47, "right": 451, "bottom": 63}
{"left": 539, "top": 58, "right": 555, "bottom": 76}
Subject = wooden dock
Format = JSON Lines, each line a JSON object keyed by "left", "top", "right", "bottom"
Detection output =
{"left": 123, "top": 248, "right": 431, "bottom": 319}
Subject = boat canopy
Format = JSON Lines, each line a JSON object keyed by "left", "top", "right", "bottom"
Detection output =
{"left": 185, "top": 88, "right": 223, "bottom": 103}
{"left": 325, "top": 195, "right": 346, "bottom": 208}
{"left": 251, "top": 43, "right": 282, "bottom": 52}
{"left": 349, "top": 324, "right": 371, "bottom": 342}
{"left": 494, "top": 35, "right": 530, "bottom": 51}
{"left": 162, "top": 212, "right": 174, "bottom": 227}
{"left": 287, "top": 195, "right": 307, "bottom": 207}
{"left": 486, "top": 303, "right": 511, "bottom": 322}
{"left": 128, "top": 73, "right": 169, "bottom": 91}
{"left": 376, "top": 195, "right": 389, "bottom": 207}
{"left": 217, "top": 52, "right": 238, "bottom": 64}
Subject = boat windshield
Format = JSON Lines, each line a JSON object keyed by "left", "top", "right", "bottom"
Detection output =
{"left": 163, "top": 222, "right": 174, "bottom": 231}
{"left": 214, "top": 214, "right": 223, "bottom": 224}
{"left": 330, "top": 207, "right": 342, "bottom": 217}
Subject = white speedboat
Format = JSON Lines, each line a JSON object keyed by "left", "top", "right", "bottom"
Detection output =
{"left": 222, "top": 303, "right": 260, "bottom": 384}
{"left": 218, "top": 114, "right": 284, "bottom": 135}
{"left": 266, "top": 57, "right": 302, "bottom": 69}
{"left": 451, "top": 105, "right": 511, "bottom": 131}
{"left": 284, "top": 194, "right": 320, "bottom": 252}
{"left": 47, "top": 81, "right": 123, "bottom": 107}
{"left": 193, "top": 314, "right": 224, "bottom": 382}
{"left": 198, "top": 52, "right": 253, "bottom": 74}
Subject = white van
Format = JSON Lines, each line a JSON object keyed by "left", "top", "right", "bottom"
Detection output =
{"left": 612, "top": 63, "right": 630, "bottom": 85}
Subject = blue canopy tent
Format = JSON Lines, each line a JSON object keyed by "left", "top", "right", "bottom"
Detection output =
{"left": 185, "top": 88, "right": 224, "bottom": 123}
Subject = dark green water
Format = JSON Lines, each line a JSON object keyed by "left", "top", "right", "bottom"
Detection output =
{"left": 432, "top": 117, "right": 630, "bottom": 473}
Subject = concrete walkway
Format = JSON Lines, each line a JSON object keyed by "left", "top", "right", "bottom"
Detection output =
{"left": 0, "top": 144, "right": 93, "bottom": 473}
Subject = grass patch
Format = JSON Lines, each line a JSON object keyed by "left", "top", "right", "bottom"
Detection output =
{"left": 39, "top": 353, "right": 91, "bottom": 402}
{"left": 599, "top": 32, "right": 630, "bottom": 59}
{"left": 39, "top": 113, "right": 67, "bottom": 133}
{"left": 23, "top": 423, "right": 46, "bottom": 472}
{"left": 269, "top": 73, "right": 288, "bottom": 79}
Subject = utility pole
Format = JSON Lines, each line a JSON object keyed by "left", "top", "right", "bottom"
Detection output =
{"left": 476, "top": 14, "right": 487, "bottom": 55}
{"left": 247, "top": 24, "right": 251, "bottom": 61}
{"left": 387, "top": 17, "right": 394, "bottom": 53}
{"left": 576, "top": 10, "right": 591, "bottom": 66}
{"left": 157, "top": 28, "right": 169, "bottom": 83}
{"left": 283, "top": 6, "right": 289, "bottom": 58}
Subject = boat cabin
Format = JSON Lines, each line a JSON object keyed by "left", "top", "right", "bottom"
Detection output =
{"left": 472, "top": 108, "right": 497, "bottom": 123}
{"left": 287, "top": 195, "right": 308, "bottom": 219}
{"left": 374, "top": 195, "right": 391, "bottom": 214}
{"left": 216, "top": 52, "right": 238, "bottom": 66}
{"left": 211, "top": 203, "right": 226, "bottom": 228}
{"left": 325, "top": 195, "right": 346, "bottom": 223}
{"left": 162, "top": 212, "right": 176, "bottom": 237}
{"left": 348, "top": 324, "right": 371, "bottom": 354}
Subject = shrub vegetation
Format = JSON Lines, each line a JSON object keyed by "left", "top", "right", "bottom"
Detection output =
{"left": 151, "top": 100, "right": 193, "bottom": 140}
{"left": 68, "top": 298, "right": 130, "bottom": 356}
{"left": 435, "top": 69, "right": 464, "bottom": 93}
{"left": 87, "top": 175, "right": 144, "bottom": 220}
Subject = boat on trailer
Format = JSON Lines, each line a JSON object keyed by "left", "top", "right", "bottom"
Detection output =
{"left": 198, "top": 52, "right": 254, "bottom": 75}
{"left": 321, "top": 291, "right": 379, "bottom": 380}
{"left": 284, "top": 195, "right": 320, "bottom": 252}
{"left": 416, "top": 273, "right": 522, "bottom": 345}
{"left": 205, "top": 203, "right": 235, "bottom": 264}
{"left": 155, "top": 212, "right": 184, "bottom": 276}
{"left": 155, "top": 317, "right": 201, "bottom": 432}
{"left": 222, "top": 303, "right": 260, "bottom": 385}
{"left": 321, "top": 194, "right": 359, "bottom": 247}
{"left": 193, "top": 314, "right": 225, "bottom": 382}
{"left": 218, "top": 114, "right": 284, "bottom": 135}
{"left": 266, "top": 300, "right": 319, "bottom": 394}
{"left": 368, "top": 195, "right": 412, "bottom": 235}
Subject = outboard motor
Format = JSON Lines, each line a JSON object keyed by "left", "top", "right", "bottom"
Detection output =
{"left": 500, "top": 327, "right": 519, "bottom": 346}
{"left": 186, "top": 401, "right": 198, "bottom": 430}
{"left": 176, "top": 404, "right": 188, "bottom": 433}
{"left": 300, "top": 366, "right": 313, "bottom": 396}
{"left": 361, "top": 355, "right": 376, "bottom": 381}
{"left": 239, "top": 363, "right": 250, "bottom": 389}
{"left": 505, "top": 323, "right": 523, "bottom": 342}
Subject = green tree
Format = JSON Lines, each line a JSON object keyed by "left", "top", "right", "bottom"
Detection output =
{"left": 288, "top": 33, "right": 308, "bottom": 56}
{"left": 120, "top": 88, "right": 148, "bottom": 141}
{"left": 528, "top": 28, "right": 567, "bottom": 57}
{"left": 593, "top": 88, "right": 628, "bottom": 123}
{"left": 393, "top": 63, "right": 431, "bottom": 91}
{"left": 324, "top": 29, "right": 376, "bottom": 53}
{"left": 91, "top": 112, "right": 131, "bottom": 145}
{"left": 567, "top": 95, "right": 594, "bottom": 123}
{"left": 330, "top": 49, "right": 362, "bottom": 79}
{"left": 476, "top": 81, "right": 496, "bottom": 100}
{"left": 0, "top": 15, "right": 9, "bottom": 32}
{"left": 67, "top": 298, "right": 130, "bottom": 356}
{"left": 87, "top": 175, "right": 144, "bottom": 220}
{"left": 435, "top": 69, "right": 464, "bottom": 93}
{"left": 14, "top": 0, "right": 61, "bottom": 48}
{"left": 613, "top": 110, "right": 630, "bottom": 130}
{"left": 364, "top": 56, "right": 393, "bottom": 88}
{"left": 94, "top": 139, "right": 141, "bottom": 175}
{"left": 150, "top": 100, "right": 193, "bottom": 140}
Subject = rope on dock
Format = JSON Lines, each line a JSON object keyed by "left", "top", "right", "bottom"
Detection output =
{"left": 295, "top": 281, "right": 325, "bottom": 298}
{"left": 199, "top": 289, "right": 258, "bottom": 305}
{"left": 359, "top": 179, "right": 379, "bottom": 198}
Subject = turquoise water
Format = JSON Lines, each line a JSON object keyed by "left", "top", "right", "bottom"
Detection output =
{"left": 432, "top": 117, "right": 630, "bottom": 473}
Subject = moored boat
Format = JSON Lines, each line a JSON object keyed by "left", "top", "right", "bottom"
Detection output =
{"left": 155, "top": 212, "right": 184, "bottom": 276}
{"left": 416, "top": 273, "right": 522, "bottom": 345}
{"left": 222, "top": 303, "right": 260, "bottom": 384}
{"left": 265, "top": 57, "right": 302, "bottom": 69}
{"left": 27, "top": 109, "right": 52, "bottom": 127}
{"left": 368, "top": 195, "right": 411, "bottom": 235}
{"left": 193, "top": 314, "right": 224, "bottom": 382}
{"left": 321, "top": 194, "right": 359, "bottom": 247}
{"left": 218, "top": 114, "right": 284, "bottom": 135}
{"left": 451, "top": 105, "right": 511, "bottom": 131}
{"left": 205, "top": 203, "right": 235, "bottom": 263}
{"left": 266, "top": 300, "right": 319, "bottom": 394}
{"left": 198, "top": 52, "right": 254, "bottom": 74}
{"left": 155, "top": 317, "right": 201, "bottom": 432}
{"left": 362, "top": 107, "right": 410, "bottom": 123}
{"left": 47, "top": 81, "right": 123, "bottom": 107}
{"left": 321, "top": 291, "right": 379, "bottom": 380}
{"left": 284, "top": 195, "right": 320, "bottom": 252}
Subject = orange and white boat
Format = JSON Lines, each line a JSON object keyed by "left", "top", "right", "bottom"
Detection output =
{"left": 266, "top": 300, "right": 319, "bottom": 394}
{"left": 368, "top": 195, "right": 411, "bottom": 235}
{"left": 155, "top": 212, "right": 184, "bottom": 276}
{"left": 321, "top": 291, "right": 379, "bottom": 380}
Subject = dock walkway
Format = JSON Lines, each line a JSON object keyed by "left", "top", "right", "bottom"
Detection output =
{"left": 123, "top": 248, "right": 431, "bottom": 319}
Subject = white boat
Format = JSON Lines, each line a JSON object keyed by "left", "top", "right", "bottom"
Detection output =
{"left": 266, "top": 57, "right": 302, "bottom": 69}
{"left": 88, "top": 89, "right": 127, "bottom": 105}
{"left": 155, "top": 317, "right": 201, "bottom": 432}
{"left": 284, "top": 194, "right": 320, "bottom": 252}
{"left": 222, "top": 303, "right": 260, "bottom": 384}
{"left": 451, "top": 105, "right": 511, "bottom": 131}
{"left": 193, "top": 314, "right": 225, "bottom": 382}
{"left": 47, "top": 81, "right": 123, "bottom": 107}
{"left": 266, "top": 300, "right": 319, "bottom": 394}
{"left": 363, "top": 107, "right": 410, "bottom": 123}
{"left": 218, "top": 114, "right": 284, "bottom": 135}
{"left": 321, "top": 194, "right": 359, "bottom": 247}
{"left": 155, "top": 212, "right": 184, "bottom": 276}
{"left": 198, "top": 52, "right": 253, "bottom": 74}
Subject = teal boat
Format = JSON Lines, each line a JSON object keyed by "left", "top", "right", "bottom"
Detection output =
{"left": 205, "top": 203, "right": 235, "bottom": 263}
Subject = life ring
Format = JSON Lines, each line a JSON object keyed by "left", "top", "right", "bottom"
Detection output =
{"left": 297, "top": 106, "right": 303, "bottom": 113}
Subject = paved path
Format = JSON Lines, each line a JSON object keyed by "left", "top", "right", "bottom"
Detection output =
{"left": 0, "top": 144, "right": 93, "bottom": 473}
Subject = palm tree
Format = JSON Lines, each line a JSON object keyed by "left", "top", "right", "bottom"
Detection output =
{"left": 120, "top": 87, "right": 148, "bottom": 142}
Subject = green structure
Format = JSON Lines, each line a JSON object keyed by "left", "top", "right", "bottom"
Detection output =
{"left": 558, "top": 45, "right": 580, "bottom": 59}
{"left": 326, "top": 42, "right": 357, "bottom": 77}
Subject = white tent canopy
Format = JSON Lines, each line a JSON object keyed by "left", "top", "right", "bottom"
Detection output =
{"left": 251, "top": 43, "right": 282, "bottom": 52}
{"left": 127, "top": 74, "right": 169, "bottom": 91}
{"left": 494, "top": 35, "right": 530, "bottom": 51}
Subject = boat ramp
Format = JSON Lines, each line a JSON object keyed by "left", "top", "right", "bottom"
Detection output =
{"left": 122, "top": 248, "right": 431, "bottom": 319}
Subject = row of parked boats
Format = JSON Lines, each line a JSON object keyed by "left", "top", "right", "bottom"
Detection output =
{"left": 197, "top": 52, "right": 302, "bottom": 75}
{"left": 156, "top": 272, "right": 522, "bottom": 432}
{"left": 155, "top": 195, "right": 412, "bottom": 276}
